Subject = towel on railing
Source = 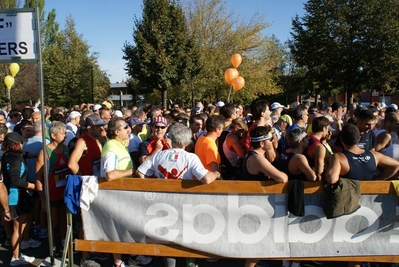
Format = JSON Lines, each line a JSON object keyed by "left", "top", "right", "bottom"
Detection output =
{"left": 80, "top": 175, "right": 99, "bottom": 211}
{"left": 391, "top": 180, "right": 399, "bottom": 196}
{"left": 323, "top": 178, "right": 360, "bottom": 219}
{"left": 64, "top": 174, "right": 82, "bottom": 214}
{"left": 288, "top": 179, "right": 304, "bottom": 216}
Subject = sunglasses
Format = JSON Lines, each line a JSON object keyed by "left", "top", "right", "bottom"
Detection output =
{"left": 309, "top": 109, "right": 318, "bottom": 114}
{"left": 154, "top": 125, "right": 167, "bottom": 129}
{"left": 121, "top": 125, "right": 129, "bottom": 129}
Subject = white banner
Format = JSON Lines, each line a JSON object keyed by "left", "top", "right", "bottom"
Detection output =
{"left": 82, "top": 190, "right": 399, "bottom": 258}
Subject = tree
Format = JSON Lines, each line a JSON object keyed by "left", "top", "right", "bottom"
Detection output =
{"left": 290, "top": 0, "right": 399, "bottom": 103}
{"left": 42, "top": 16, "right": 110, "bottom": 107}
{"left": 123, "top": 0, "right": 200, "bottom": 109}
{"left": 185, "top": 0, "right": 286, "bottom": 104}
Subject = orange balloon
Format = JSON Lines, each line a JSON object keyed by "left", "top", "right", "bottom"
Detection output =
{"left": 232, "top": 76, "right": 245, "bottom": 92}
{"left": 224, "top": 68, "right": 239, "bottom": 85}
{"left": 231, "top": 53, "right": 242, "bottom": 68}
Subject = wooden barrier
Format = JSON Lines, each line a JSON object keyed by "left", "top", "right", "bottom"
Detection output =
{"left": 75, "top": 179, "right": 399, "bottom": 262}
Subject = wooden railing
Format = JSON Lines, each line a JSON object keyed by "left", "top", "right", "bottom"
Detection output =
{"left": 75, "top": 179, "right": 399, "bottom": 263}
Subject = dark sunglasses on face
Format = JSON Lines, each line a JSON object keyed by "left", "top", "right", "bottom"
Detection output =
{"left": 154, "top": 125, "right": 166, "bottom": 129}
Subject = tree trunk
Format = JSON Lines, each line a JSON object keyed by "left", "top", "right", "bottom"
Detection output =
{"left": 162, "top": 90, "right": 168, "bottom": 109}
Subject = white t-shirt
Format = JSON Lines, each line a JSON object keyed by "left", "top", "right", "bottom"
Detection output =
{"left": 138, "top": 148, "right": 208, "bottom": 180}
{"left": 128, "top": 133, "right": 142, "bottom": 153}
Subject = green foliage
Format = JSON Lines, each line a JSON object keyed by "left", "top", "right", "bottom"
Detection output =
{"left": 290, "top": 0, "right": 399, "bottom": 101}
{"left": 184, "top": 0, "right": 285, "bottom": 105}
{"left": 123, "top": 0, "right": 200, "bottom": 108}
{"left": 42, "top": 16, "right": 110, "bottom": 107}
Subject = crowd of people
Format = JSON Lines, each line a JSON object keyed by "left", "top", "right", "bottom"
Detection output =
{"left": 0, "top": 98, "right": 399, "bottom": 267}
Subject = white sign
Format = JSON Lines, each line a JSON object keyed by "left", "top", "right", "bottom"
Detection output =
{"left": 0, "top": 9, "right": 38, "bottom": 62}
{"left": 82, "top": 191, "right": 399, "bottom": 258}
{"left": 372, "top": 91, "right": 379, "bottom": 96}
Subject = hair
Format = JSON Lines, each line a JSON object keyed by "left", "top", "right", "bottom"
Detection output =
{"left": 206, "top": 104, "right": 216, "bottom": 114}
{"left": 49, "top": 121, "right": 66, "bottom": 141}
{"left": 340, "top": 123, "right": 360, "bottom": 146}
{"left": 291, "top": 104, "right": 308, "bottom": 121}
{"left": 287, "top": 127, "right": 306, "bottom": 148}
{"left": 385, "top": 111, "right": 399, "bottom": 123}
{"left": 50, "top": 113, "right": 65, "bottom": 123}
{"left": 21, "top": 107, "right": 34, "bottom": 120}
{"left": 0, "top": 124, "right": 8, "bottom": 135}
{"left": 8, "top": 108, "right": 21, "bottom": 118}
{"left": 220, "top": 103, "right": 236, "bottom": 119}
{"left": 250, "top": 99, "right": 269, "bottom": 120}
{"left": 168, "top": 124, "right": 192, "bottom": 148}
{"left": 169, "top": 109, "right": 180, "bottom": 119}
{"left": 122, "top": 109, "right": 132, "bottom": 119}
{"left": 250, "top": 125, "right": 271, "bottom": 149}
{"left": 176, "top": 112, "right": 189, "bottom": 122}
{"left": 132, "top": 108, "right": 145, "bottom": 118}
{"left": 19, "top": 120, "right": 33, "bottom": 129}
{"left": 356, "top": 109, "right": 375, "bottom": 121}
{"left": 2, "top": 141, "right": 23, "bottom": 153}
{"left": 205, "top": 115, "right": 225, "bottom": 132}
{"left": 385, "top": 107, "right": 396, "bottom": 114}
{"left": 106, "top": 117, "right": 125, "bottom": 139}
{"left": 32, "top": 121, "right": 42, "bottom": 133}
{"left": 189, "top": 114, "right": 204, "bottom": 125}
{"left": 230, "top": 118, "right": 248, "bottom": 131}
{"left": 312, "top": 117, "right": 330, "bottom": 133}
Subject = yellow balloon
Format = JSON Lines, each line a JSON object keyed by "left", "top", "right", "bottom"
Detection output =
{"left": 9, "top": 63, "right": 20, "bottom": 77}
{"left": 4, "top": 75, "right": 14, "bottom": 90}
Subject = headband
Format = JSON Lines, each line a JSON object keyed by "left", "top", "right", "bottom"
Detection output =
{"left": 250, "top": 132, "right": 273, "bottom": 142}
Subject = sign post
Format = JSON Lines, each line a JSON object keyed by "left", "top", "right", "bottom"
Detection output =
{"left": 0, "top": 7, "right": 58, "bottom": 265}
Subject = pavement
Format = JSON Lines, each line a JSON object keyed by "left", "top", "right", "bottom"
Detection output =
{"left": 0, "top": 229, "right": 393, "bottom": 267}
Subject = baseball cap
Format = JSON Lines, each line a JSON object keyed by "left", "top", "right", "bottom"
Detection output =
{"left": 69, "top": 111, "right": 81, "bottom": 119}
{"left": 279, "top": 114, "right": 292, "bottom": 126}
{"left": 270, "top": 102, "right": 286, "bottom": 110}
{"left": 84, "top": 114, "right": 107, "bottom": 127}
{"left": 193, "top": 107, "right": 203, "bottom": 113}
{"left": 4, "top": 132, "right": 27, "bottom": 146}
{"left": 113, "top": 110, "right": 123, "bottom": 118}
{"left": 215, "top": 101, "right": 225, "bottom": 108}
{"left": 93, "top": 104, "right": 102, "bottom": 111}
{"left": 152, "top": 116, "right": 168, "bottom": 126}
{"left": 129, "top": 117, "right": 145, "bottom": 126}
{"left": 389, "top": 103, "right": 398, "bottom": 110}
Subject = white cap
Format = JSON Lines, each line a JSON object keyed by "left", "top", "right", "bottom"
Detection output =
{"left": 114, "top": 110, "right": 123, "bottom": 118}
{"left": 69, "top": 111, "right": 81, "bottom": 119}
{"left": 270, "top": 102, "right": 285, "bottom": 110}
{"left": 389, "top": 103, "right": 398, "bottom": 110}
{"left": 93, "top": 104, "right": 102, "bottom": 111}
{"left": 215, "top": 101, "right": 225, "bottom": 107}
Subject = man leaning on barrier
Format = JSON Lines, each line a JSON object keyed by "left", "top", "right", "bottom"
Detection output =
{"left": 100, "top": 117, "right": 152, "bottom": 267}
{"left": 137, "top": 123, "right": 222, "bottom": 267}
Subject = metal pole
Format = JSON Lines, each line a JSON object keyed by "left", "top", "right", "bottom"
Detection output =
{"left": 91, "top": 66, "right": 94, "bottom": 103}
{"left": 35, "top": 7, "right": 54, "bottom": 264}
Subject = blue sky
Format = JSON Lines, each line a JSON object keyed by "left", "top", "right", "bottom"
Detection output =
{"left": 44, "top": 0, "right": 306, "bottom": 83}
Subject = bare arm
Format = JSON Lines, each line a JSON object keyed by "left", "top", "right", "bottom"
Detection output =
{"left": 325, "top": 153, "right": 343, "bottom": 184}
{"left": 293, "top": 155, "right": 317, "bottom": 182}
{"left": 105, "top": 169, "right": 133, "bottom": 181}
{"left": 68, "top": 138, "right": 86, "bottom": 175}
{"left": 252, "top": 155, "right": 288, "bottom": 183}
{"left": 375, "top": 132, "right": 391, "bottom": 152}
{"left": 35, "top": 149, "right": 46, "bottom": 211}
{"left": 373, "top": 151, "right": 399, "bottom": 180}
{"left": 313, "top": 145, "right": 326, "bottom": 181}
{"left": 227, "top": 134, "right": 246, "bottom": 159}
{"left": 0, "top": 182, "right": 10, "bottom": 221}
{"left": 200, "top": 171, "right": 222, "bottom": 184}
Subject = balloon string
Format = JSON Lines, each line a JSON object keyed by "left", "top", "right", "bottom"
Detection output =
{"left": 227, "top": 84, "right": 232, "bottom": 102}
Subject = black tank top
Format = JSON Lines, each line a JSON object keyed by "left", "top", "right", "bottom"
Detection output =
{"left": 342, "top": 150, "right": 376, "bottom": 180}
{"left": 241, "top": 151, "right": 269, "bottom": 181}
{"left": 279, "top": 151, "right": 308, "bottom": 181}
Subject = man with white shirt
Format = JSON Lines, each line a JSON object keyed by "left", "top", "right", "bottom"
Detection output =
{"left": 64, "top": 111, "right": 81, "bottom": 146}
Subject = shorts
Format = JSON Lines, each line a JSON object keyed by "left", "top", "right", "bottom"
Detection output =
{"left": 9, "top": 190, "right": 32, "bottom": 219}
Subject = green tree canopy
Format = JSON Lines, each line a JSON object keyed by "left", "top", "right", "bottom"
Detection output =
{"left": 290, "top": 0, "right": 399, "bottom": 102}
{"left": 123, "top": 0, "right": 200, "bottom": 109}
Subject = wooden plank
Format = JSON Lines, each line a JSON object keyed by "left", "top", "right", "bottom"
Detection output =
{"left": 75, "top": 240, "right": 399, "bottom": 262}
{"left": 97, "top": 178, "right": 397, "bottom": 195}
